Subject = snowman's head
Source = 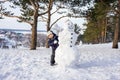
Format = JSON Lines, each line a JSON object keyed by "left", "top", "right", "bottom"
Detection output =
{"left": 63, "top": 19, "right": 74, "bottom": 31}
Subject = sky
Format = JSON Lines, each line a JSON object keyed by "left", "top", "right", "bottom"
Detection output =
{"left": 0, "top": 17, "right": 86, "bottom": 30}
{"left": 0, "top": 1, "right": 86, "bottom": 32}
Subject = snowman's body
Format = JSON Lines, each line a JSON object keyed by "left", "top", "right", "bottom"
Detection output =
{"left": 55, "top": 20, "right": 78, "bottom": 68}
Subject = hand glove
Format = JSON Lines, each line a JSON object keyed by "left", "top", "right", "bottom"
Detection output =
{"left": 54, "top": 40, "right": 58, "bottom": 44}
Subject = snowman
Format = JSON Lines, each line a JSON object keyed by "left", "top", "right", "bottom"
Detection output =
{"left": 55, "top": 19, "right": 79, "bottom": 68}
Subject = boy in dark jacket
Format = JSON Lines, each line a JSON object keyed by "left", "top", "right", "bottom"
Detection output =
{"left": 47, "top": 31, "right": 59, "bottom": 66}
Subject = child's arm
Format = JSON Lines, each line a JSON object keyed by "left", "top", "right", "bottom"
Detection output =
{"left": 48, "top": 36, "right": 58, "bottom": 46}
{"left": 48, "top": 39, "right": 54, "bottom": 46}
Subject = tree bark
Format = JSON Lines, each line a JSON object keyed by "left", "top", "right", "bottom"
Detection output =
{"left": 46, "top": 0, "right": 53, "bottom": 48}
{"left": 112, "top": 15, "right": 119, "bottom": 48}
{"left": 112, "top": 0, "right": 120, "bottom": 49}
{"left": 31, "top": 24, "right": 37, "bottom": 50}
{"left": 30, "top": 8, "right": 38, "bottom": 50}
{"left": 104, "top": 18, "right": 107, "bottom": 43}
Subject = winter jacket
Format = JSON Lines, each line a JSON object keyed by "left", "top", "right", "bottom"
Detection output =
{"left": 48, "top": 32, "right": 59, "bottom": 50}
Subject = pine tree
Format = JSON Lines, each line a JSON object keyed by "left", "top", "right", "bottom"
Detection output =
{"left": 0, "top": 0, "right": 51, "bottom": 50}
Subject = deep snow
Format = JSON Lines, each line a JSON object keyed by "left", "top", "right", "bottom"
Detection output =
{"left": 0, "top": 43, "right": 120, "bottom": 80}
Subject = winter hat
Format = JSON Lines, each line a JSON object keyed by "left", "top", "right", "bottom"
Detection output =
{"left": 47, "top": 31, "right": 53, "bottom": 36}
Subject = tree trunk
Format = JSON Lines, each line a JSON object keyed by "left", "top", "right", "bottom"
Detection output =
{"left": 46, "top": 0, "right": 53, "bottom": 48}
{"left": 118, "top": 0, "right": 120, "bottom": 42}
{"left": 112, "top": 0, "right": 120, "bottom": 49}
{"left": 31, "top": 25, "right": 37, "bottom": 50}
{"left": 104, "top": 17, "right": 107, "bottom": 43}
{"left": 46, "top": 7, "right": 51, "bottom": 48}
{"left": 119, "top": 22, "right": 120, "bottom": 42}
{"left": 30, "top": 9, "right": 38, "bottom": 50}
{"left": 112, "top": 15, "right": 119, "bottom": 49}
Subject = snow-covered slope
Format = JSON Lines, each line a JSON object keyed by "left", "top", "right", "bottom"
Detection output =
{"left": 0, "top": 43, "right": 120, "bottom": 80}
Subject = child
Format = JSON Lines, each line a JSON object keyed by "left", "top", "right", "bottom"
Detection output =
{"left": 47, "top": 31, "right": 59, "bottom": 66}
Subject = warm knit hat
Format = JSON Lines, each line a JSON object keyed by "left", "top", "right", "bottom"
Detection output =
{"left": 47, "top": 31, "right": 53, "bottom": 36}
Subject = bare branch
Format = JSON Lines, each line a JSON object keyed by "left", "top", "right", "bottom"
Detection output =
{"left": 35, "top": 0, "right": 39, "bottom": 8}
{"left": 50, "top": 16, "right": 68, "bottom": 28}
{"left": 29, "top": 0, "right": 36, "bottom": 9}
{"left": 38, "top": 15, "right": 47, "bottom": 22}
{"left": 44, "top": 1, "right": 49, "bottom": 8}
{"left": 41, "top": 15, "right": 47, "bottom": 20}
{"left": 70, "top": 15, "right": 84, "bottom": 18}
{"left": 114, "top": 9, "right": 120, "bottom": 14}
{"left": 38, "top": 19, "right": 47, "bottom": 22}
{"left": 51, "top": 7, "right": 60, "bottom": 15}
{"left": 38, "top": 0, "right": 53, "bottom": 16}
{"left": 51, "top": 2, "right": 64, "bottom": 15}
{"left": 38, "top": 11, "right": 49, "bottom": 16}
{"left": 50, "top": 14, "right": 84, "bottom": 28}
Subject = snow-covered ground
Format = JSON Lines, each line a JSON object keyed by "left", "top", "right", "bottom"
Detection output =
{"left": 0, "top": 43, "right": 120, "bottom": 80}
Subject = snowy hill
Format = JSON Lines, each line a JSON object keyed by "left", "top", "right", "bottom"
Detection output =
{"left": 0, "top": 30, "right": 24, "bottom": 48}
{"left": 0, "top": 30, "right": 47, "bottom": 48}
{"left": 0, "top": 43, "right": 120, "bottom": 80}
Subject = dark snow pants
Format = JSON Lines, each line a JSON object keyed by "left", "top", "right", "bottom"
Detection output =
{"left": 50, "top": 48, "right": 56, "bottom": 65}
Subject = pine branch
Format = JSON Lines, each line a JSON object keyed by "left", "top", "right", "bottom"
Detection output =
{"left": 3, "top": 14, "right": 33, "bottom": 25}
